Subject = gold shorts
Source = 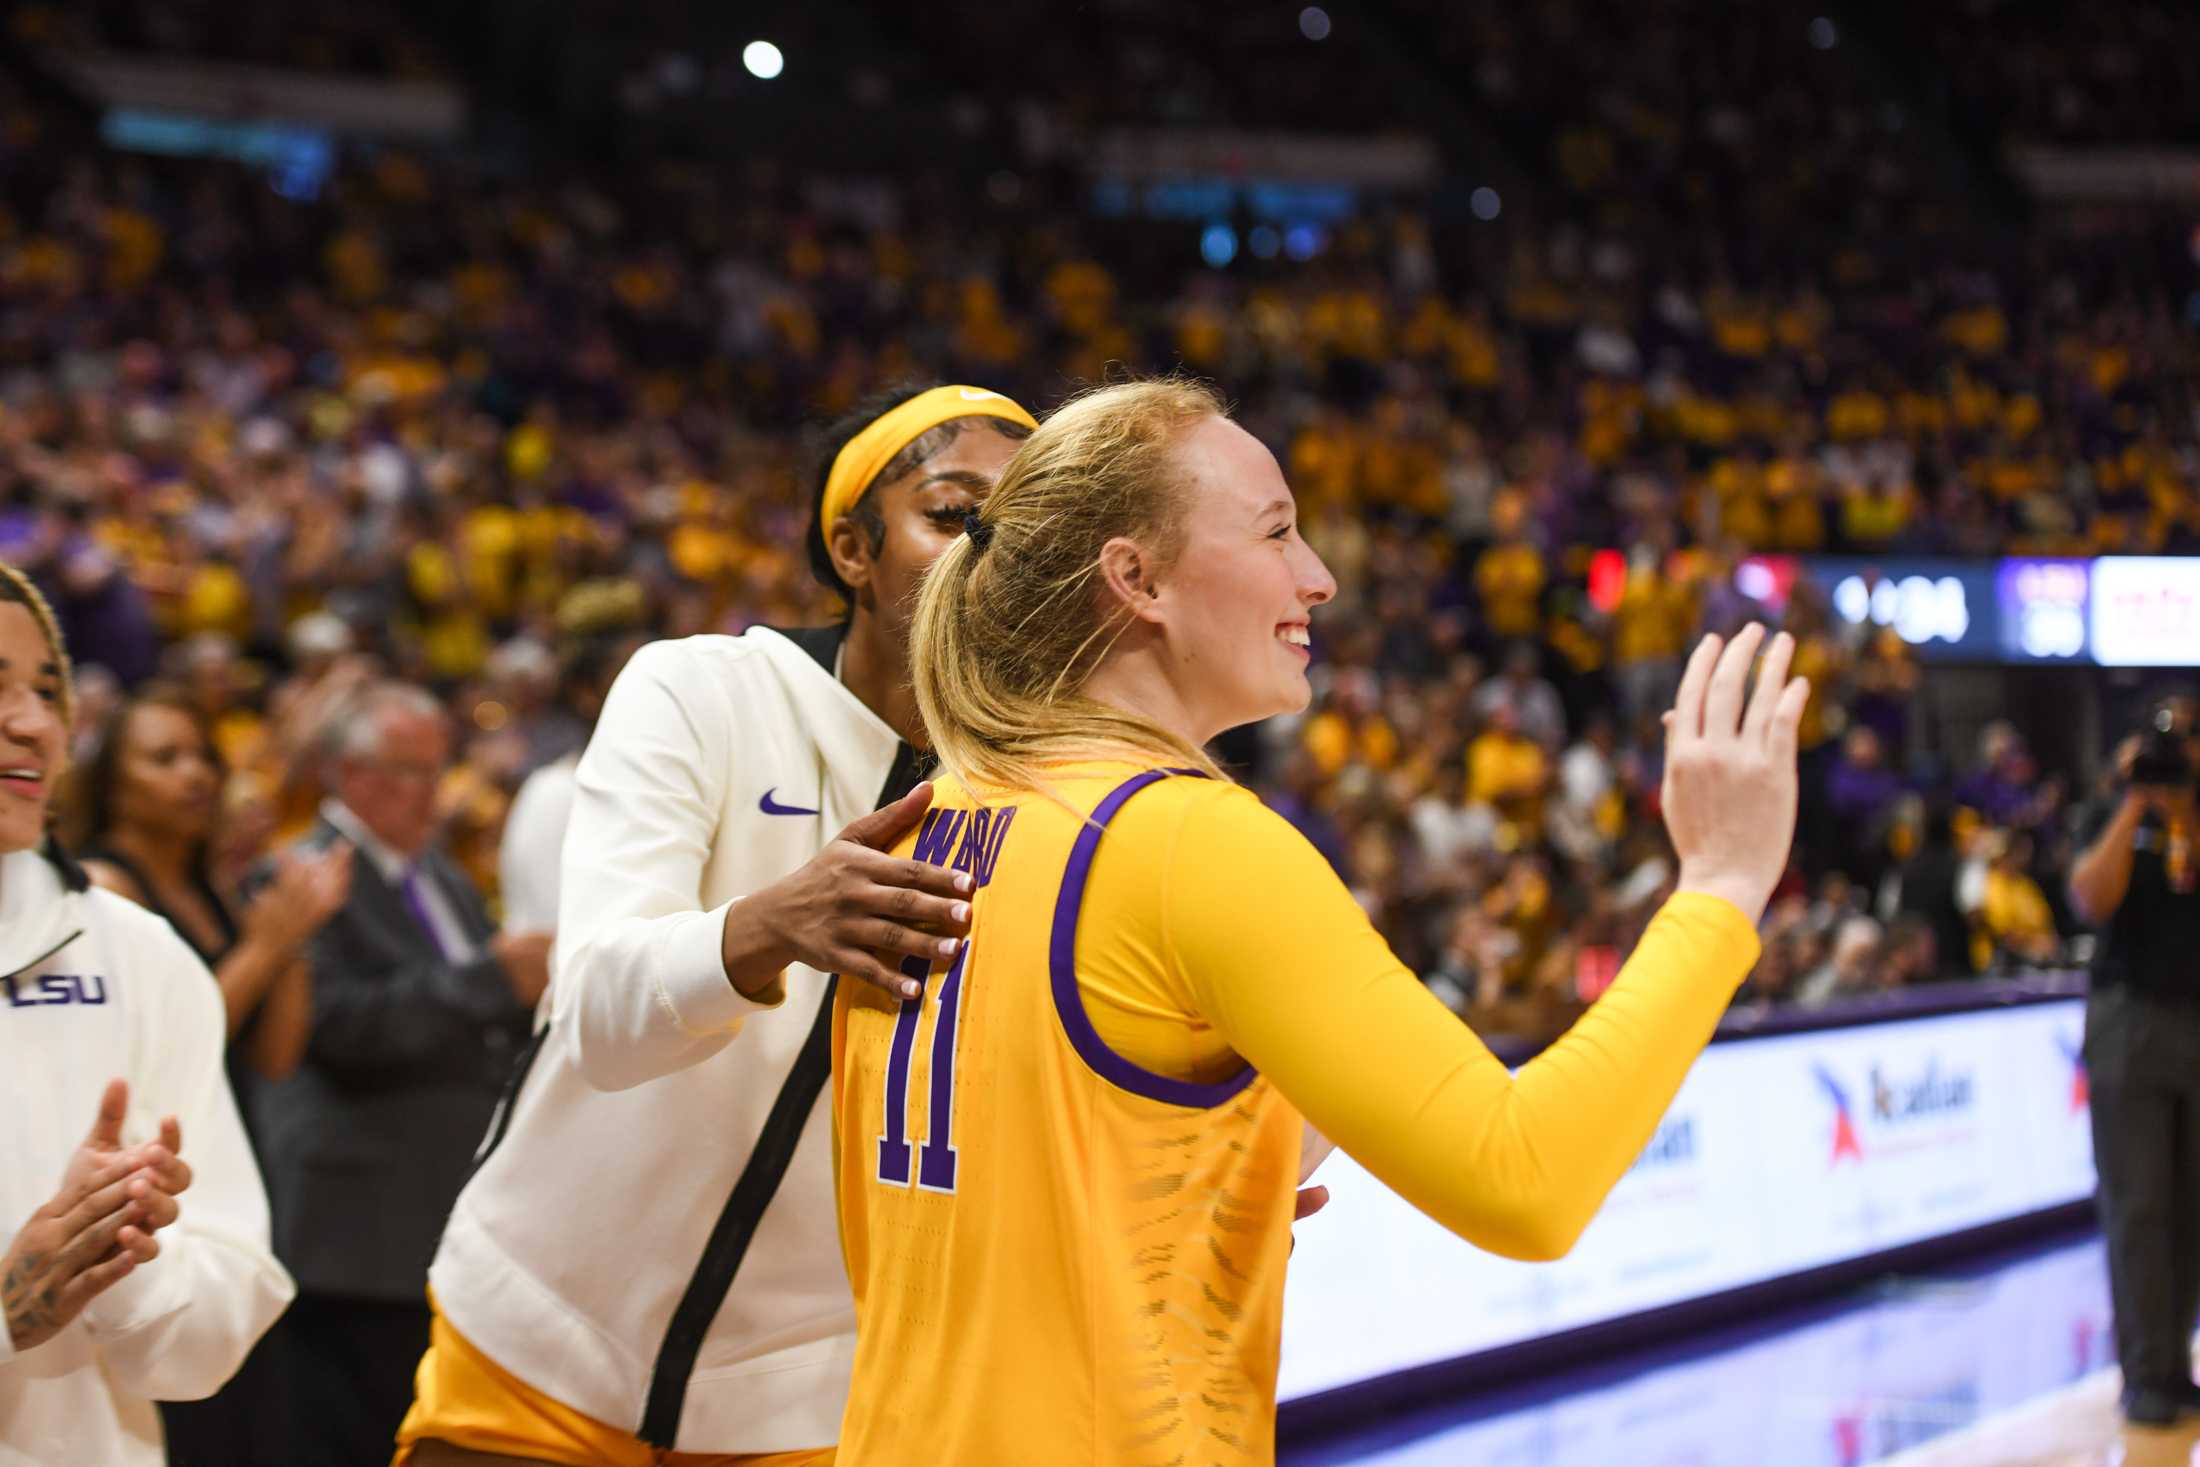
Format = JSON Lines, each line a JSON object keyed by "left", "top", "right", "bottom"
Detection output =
{"left": 393, "top": 1301, "right": 834, "bottom": 1467}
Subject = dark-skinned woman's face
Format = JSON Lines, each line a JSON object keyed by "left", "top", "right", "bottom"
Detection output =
{"left": 828, "top": 427, "right": 1021, "bottom": 644}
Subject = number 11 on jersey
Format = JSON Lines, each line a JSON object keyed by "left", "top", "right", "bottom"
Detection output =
{"left": 876, "top": 944, "right": 968, "bottom": 1193}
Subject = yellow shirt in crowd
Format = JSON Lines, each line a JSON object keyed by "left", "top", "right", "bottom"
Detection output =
{"left": 1467, "top": 729, "right": 1548, "bottom": 810}
{"left": 1981, "top": 866, "right": 2056, "bottom": 959}
{"left": 1475, "top": 538, "right": 1546, "bottom": 639}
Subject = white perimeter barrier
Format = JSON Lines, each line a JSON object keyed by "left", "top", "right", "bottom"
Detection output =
{"left": 1282, "top": 996, "right": 2095, "bottom": 1401}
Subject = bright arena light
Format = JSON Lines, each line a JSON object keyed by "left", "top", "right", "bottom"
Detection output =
{"left": 743, "top": 41, "right": 785, "bottom": 80}
{"left": 1471, "top": 186, "right": 1502, "bottom": 221}
{"left": 1299, "top": 6, "right": 1332, "bottom": 41}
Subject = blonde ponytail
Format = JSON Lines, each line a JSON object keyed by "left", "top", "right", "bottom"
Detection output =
{"left": 910, "top": 378, "right": 1229, "bottom": 796}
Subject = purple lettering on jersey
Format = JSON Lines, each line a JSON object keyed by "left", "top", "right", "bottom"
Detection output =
{"left": 910, "top": 804, "right": 1017, "bottom": 889}
{"left": 911, "top": 808, "right": 967, "bottom": 870}
{"left": 917, "top": 943, "right": 969, "bottom": 1192}
{"left": 981, "top": 806, "right": 1018, "bottom": 882}
{"left": 952, "top": 807, "right": 991, "bottom": 883}
{"left": 875, "top": 954, "right": 929, "bottom": 1186}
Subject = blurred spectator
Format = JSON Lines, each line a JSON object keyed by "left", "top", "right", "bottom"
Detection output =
{"left": 1609, "top": 548, "right": 1689, "bottom": 722}
{"left": 63, "top": 664, "right": 121, "bottom": 767}
{"left": 286, "top": 613, "right": 355, "bottom": 676}
{"left": 1465, "top": 701, "right": 1549, "bottom": 844}
{"left": 1846, "top": 630, "right": 1921, "bottom": 755}
{"left": 1881, "top": 802, "right": 1974, "bottom": 981}
{"left": 1472, "top": 642, "right": 1568, "bottom": 750}
{"left": 62, "top": 686, "right": 350, "bottom": 1075}
{"left": 1784, "top": 590, "right": 1849, "bottom": 787}
{"left": 1550, "top": 713, "right": 1622, "bottom": 863}
{"left": 1977, "top": 829, "right": 2060, "bottom": 970}
{"left": 1824, "top": 727, "right": 1905, "bottom": 887}
{"left": 250, "top": 682, "right": 549, "bottom": 1467}
{"left": 1881, "top": 914, "right": 1941, "bottom": 990}
{"left": 1409, "top": 761, "right": 1498, "bottom": 872}
{"left": 1807, "top": 871, "right": 1853, "bottom": 927}
{"left": 1302, "top": 670, "right": 1400, "bottom": 778}
{"left": 1422, "top": 908, "right": 1512, "bottom": 1016}
{"left": 47, "top": 540, "right": 159, "bottom": 687}
{"left": 1959, "top": 723, "right": 2046, "bottom": 830}
{"left": 1740, "top": 896, "right": 1822, "bottom": 1008}
{"left": 1266, "top": 748, "right": 1351, "bottom": 877}
{"left": 1472, "top": 513, "right": 1545, "bottom": 643}
{"left": 1796, "top": 915, "right": 1884, "bottom": 1008}
{"left": 61, "top": 717, "right": 349, "bottom": 1465}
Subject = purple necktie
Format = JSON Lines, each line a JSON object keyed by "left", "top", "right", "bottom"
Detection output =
{"left": 399, "top": 869, "right": 449, "bottom": 959}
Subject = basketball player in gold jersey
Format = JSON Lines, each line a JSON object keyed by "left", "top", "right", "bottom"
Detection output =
{"left": 832, "top": 379, "right": 1807, "bottom": 1464}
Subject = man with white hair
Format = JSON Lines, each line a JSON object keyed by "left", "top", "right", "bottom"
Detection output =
{"left": 283, "top": 611, "right": 354, "bottom": 671}
{"left": 249, "top": 681, "right": 552, "bottom": 1467}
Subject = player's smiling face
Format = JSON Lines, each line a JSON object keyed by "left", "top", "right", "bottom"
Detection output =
{"left": 0, "top": 602, "right": 67, "bottom": 855}
{"left": 1156, "top": 416, "right": 1336, "bottom": 734}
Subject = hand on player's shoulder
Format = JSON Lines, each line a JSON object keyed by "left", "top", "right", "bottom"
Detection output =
{"left": 742, "top": 783, "right": 977, "bottom": 1002}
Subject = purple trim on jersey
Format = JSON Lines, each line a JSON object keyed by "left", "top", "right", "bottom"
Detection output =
{"left": 1047, "top": 768, "right": 1259, "bottom": 1109}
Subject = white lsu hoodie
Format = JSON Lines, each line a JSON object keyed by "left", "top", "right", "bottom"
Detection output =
{"left": 429, "top": 626, "right": 912, "bottom": 1453}
{"left": 0, "top": 844, "right": 294, "bottom": 1467}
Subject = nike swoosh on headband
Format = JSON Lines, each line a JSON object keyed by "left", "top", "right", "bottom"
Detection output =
{"left": 759, "top": 789, "right": 821, "bottom": 817}
{"left": 958, "top": 388, "right": 1003, "bottom": 401}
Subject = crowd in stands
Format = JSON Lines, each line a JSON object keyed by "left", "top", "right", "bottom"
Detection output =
{"left": 0, "top": 3, "right": 2188, "bottom": 1044}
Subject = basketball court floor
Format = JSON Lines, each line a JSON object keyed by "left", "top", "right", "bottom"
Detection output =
{"left": 1288, "top": 1232, "right": 2199, "bottom": 1467}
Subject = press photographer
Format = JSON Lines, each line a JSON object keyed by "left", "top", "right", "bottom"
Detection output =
{"left": 2068, "top": 709, "right": 2200, "bottom": 1425}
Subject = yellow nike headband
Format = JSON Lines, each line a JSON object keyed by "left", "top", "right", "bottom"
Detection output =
{"left": 820, "top": 386, "right": 1038, "bottom": 539}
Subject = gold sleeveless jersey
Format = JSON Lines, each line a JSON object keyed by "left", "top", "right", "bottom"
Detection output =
{"left": 832, "top": 767, "right": 1300, "bottom": 1465}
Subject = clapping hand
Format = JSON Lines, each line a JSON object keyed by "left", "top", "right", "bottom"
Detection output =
{"left": 2, "top": 1080, "right": 192, "bottom": 1352}
{"left": 246, "top": 842, "right": 355, "bottom": 953}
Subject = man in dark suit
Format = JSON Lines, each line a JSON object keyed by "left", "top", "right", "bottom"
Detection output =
{"left": 252, "top": 681, "right": 550, "bottom": 1467}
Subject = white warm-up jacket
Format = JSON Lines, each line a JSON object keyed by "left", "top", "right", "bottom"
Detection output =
{"left": 0, "top": 845, "right": 294, "bottom": 1467}
{"left": 429, "top": 626, "right": 913, "bottom": 1452}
